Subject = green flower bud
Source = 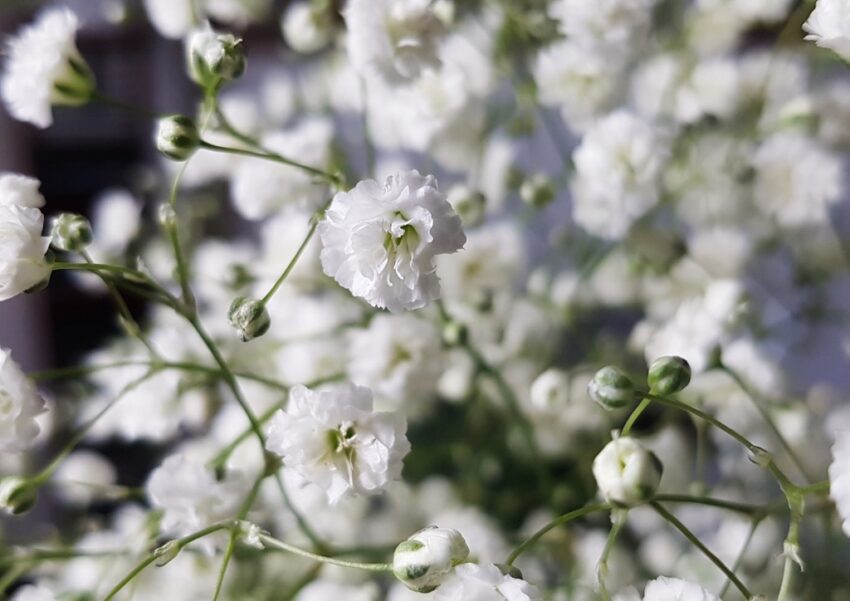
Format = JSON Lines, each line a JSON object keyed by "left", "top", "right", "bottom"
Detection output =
{"left": 393, "top": 526, "right": 470, "bottom": 593}
{"left": 188, "top": 26, "right": 246, "bottom": 89}
{"left": 647, "top": 355, "right": 691, "bottom": 395}
{"left": 156, "top": 115, "right": 200, "bottom": 162}
{"left": 227, "top": 297, "right": 270, "bottom": 342}
{"left": 0, "top": 476, "right": 38, "bottom": 515}
{"left": 519, "top": 173, "right": 555, "bottom": 208}
{"left": 50, "top": 212, "right": 92, "bottom": 252}
{"left": 588, "top": 366, "right": 641, "bottom": 410}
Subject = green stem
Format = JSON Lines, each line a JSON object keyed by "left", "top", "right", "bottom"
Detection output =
{"left": 719, "top": 518, "right": 762, "bottom": 598}
{"left": 32, "top": 369, "right": 157, "bottom": 486}
{"left": 103, "top": 522, "right": 231, "bottom": 601}
{"left": 621, "top": 398, "right": 651, "bottom": 437}
{"left": 436, "top": 301, "right": 550, "bottom": 492}
{"left": 184, "top": 314, "right": 265, "bottom": 449}
{"left": 212, "top": 476, "right": 265, "bottom": 601}
{"left": 597, "top": 510, "right": 626, "bottom": 601}
{"left": 80, "top": 251, "right": 159, "bottom": 357}
{"left": 164, "top": 162, "right": 195, "bottom": 311}
{"left": 651, "top": 501, "right": 752, "bottom": 600}
{"left": 257, "top": 534, "right": 392, "bottom": 572}
{"left": 506, "top": 503, "right": 610, "bottom": 565}
{"left": 652, "top": 494, "right": 771, "bottom": 517}
{"left": 200, "top": 140, "right": 341, "bottom": 186}
{"left": 260, "top": 204, "right": 328, "bottom": 305}
{"left": 91, "top": 91, "right": 160, "bottom": 119}
{"left": 720, "top": 365, "right": 814, "bottom": 483}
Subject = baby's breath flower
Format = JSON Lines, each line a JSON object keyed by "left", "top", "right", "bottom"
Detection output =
{"left": 1, "top": 7, "right": 95, "bottom": 128}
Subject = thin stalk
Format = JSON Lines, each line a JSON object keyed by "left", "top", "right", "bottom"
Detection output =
{"left": 32, "top": 369, "right": 156, "bottom": 486}
{"left": 652, "top": 494, "right": 770, "bottom": 518}
{"left": 91, "top": 91, "right": 160, "bottom": 119}
{"left": 212, "top": 475, "right": 264, "bottom": 601}
{"left": 260, "top": 206, "right": 326, "bottom": 305}
{"left": 257, "top": 534, "right": 392, "bottom": 572}
{"left": 719, "top": 518, "right": 762, "bottom": 598}
{"left": 506, "top": 503, "right": 610, "bottom": 565}
{"left": 621, "top": 398, "right": 651, "bottom": 436}
{"left": 597, "top": 511, "right": 627, "bottom": 601}
{"left": 164, "top": 161, "right": 195, "bottom": 311}
{"left": 103, "top": 522, "right": 231, "bottom": 601}
{"left": 273, "top": 472, "right": 329, "bottom": 554}
{"left": 651, "top": 501, "right": 752, "bottom": 600}
{"left": 200, "top": 140, "right": 340, "bottom": 186}
{"left": 184, "top": 314, "right": 265, "bottom": 449}
{"left": 721, "top": 365, "right": 814, "bottom": 483}
{"left": 81, "top": 251, "right": 159, "bottom": 357}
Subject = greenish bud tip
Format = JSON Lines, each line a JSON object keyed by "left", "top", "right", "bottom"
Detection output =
{"left": 647, "top": 355, "right": 691, "bottom": 395}
{"left": 227, "top": 297, "right": 270, "bottom": 342}
{"left": 153, "top": 540, "right": 182, "bottom": 566}
{"left": 0, "top": 477, "right": 38, "bottom": 516}
{"left": 155, "top": 115, "right": 201, "bottom": 161}
{"left": 588, "top": 366, "right": 640, "bottom": 410}
{"left": 50, "top": 212, "right": 92, "bottom": 252}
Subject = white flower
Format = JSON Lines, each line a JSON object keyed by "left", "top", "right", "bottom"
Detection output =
{"left": 143, "top": 0, "right": 194, "bottom": 39}
{"left": 0, "top": 196, "right": 51, "bottom": 302}
{"left": 296, "top": 580, "right": 380, "bottom": 601}
{"left": 641, "top": 577, "right": 720, "bottom": 601}
{"left": 1, "top": 7, "right": 94, "bottom": 128}
{"left": 53, "top": 450, "right": 116, "bottom": 506}
{"left": 548, "top": 0, "right": 656, "bottom": 54}
{"left": 570, "top": 110, "right": 670, "bottom": 240}
{"left": 0, "top": 347, "right": 47, "bottom": 452}
{"left": 804, "top": 0, "right": 850, "bottom": 62}
{"left": 345, "top": 0, "right": 444, "bottom": 83}
{"left": 752, "top": 133, "right": 843, "bottom": 227}
{"left": 318, "top": 170, "right": 465, "bottom": 312}
{"left": 230, "top": 118, "right": 333, "bottom": 220}
{"left": 146, "top": 454, "right": 244, "bottom": 552}
{"left": 533, "top": 40, "right": 624, "bottom": 132}
{"left": 393, "top": 526, "right": 470, "bottom": 592}
{"left": 265, "top": 383, "right": 411, "bottom": 504}
{"left": 348, "top": 313, "right": 443, "bottom": 418}
{"left": 592, "top": 437, "right": 663, "bottom": 504}
{"left": 829, "top": 429, "right": 850, "bottom": 537}
{"left": 435, "top": 563, "right": 542, "bottom": 601}
{"left": 10, "top": 584, "right": 56, "bottom": 601}
{"left": 0, "top": 174, "right": 45, "bottom": 209}
{"left": 282, "top": 2, "right": 333, "bottom": 54}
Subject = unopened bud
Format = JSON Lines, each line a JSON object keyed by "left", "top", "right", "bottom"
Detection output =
{"left": 447, "top": 185, "right": 486, "bottom": 227}
{"left": 442, "top": 320, "right": 467, "bottom": 346}
{"left": 50, "top": 213, "right": 92, "bottom": 252}
{"left": 647, "top": 356, "right": 691, "bottom": 395}
{"left": 0, "top": 477, "right": 38, "bottom": 515}
{"left": 747, "top": 445, "right": 772, "bottom": 468}
{"left": 393, "top": 526, "right": 470, "bottom": 593}
{"left": 227, "top": 297, "right": 270, "bottom": 342}
{"left": 188, "top": 25, "right": 246, "bottom": 89}
{"left": 588, "top": 366, "right": 642, "bottom": 410}
{"left": 156, "top": 115, "right": 200, "bottom": 161}
{"left": 519, "top": 173, "right": 554, "bottom": 208}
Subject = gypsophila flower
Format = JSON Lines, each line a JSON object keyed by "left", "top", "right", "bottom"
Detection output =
{"left": 345, "top": 0, "right": 445, "bottom": 84}
{"left": 829, "top": 429, "right": 850, "bottom": 538}
{"left": 265, "top": 383, "right": 411, "bottom": 504}
{"left": 0, "top": 347, "right": 47, "bottom": 452}
{"left": 641, "top": 577, "right": 720, "bottom": 601}
{"left": 571, "top": 110, "right": 670, "bottom": 240}
{"left": 319, "top": 170, "right": 465, "bottom": 312}
{"left": 1, "top": 7, "right": 95, "bottom": 128}
{"left": 146, "top": 454, "right": 244, "bottom": 552}
{"left": 348, "top": 313, "right": 443, "bottom": 417}
{"left": 282, "top": 1, "right": 333, "bottom": 54}
{"left": 9, "top": 584, "right": 56, "bottom": 601}
{"left": 435, "top": 563, "right": 542, "bottom": 601}
{"left": 804, "top": 0, "right": 850, "bottom": 62}
{"left": 592, "top": 437, "right": 663, "bottom": 504}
